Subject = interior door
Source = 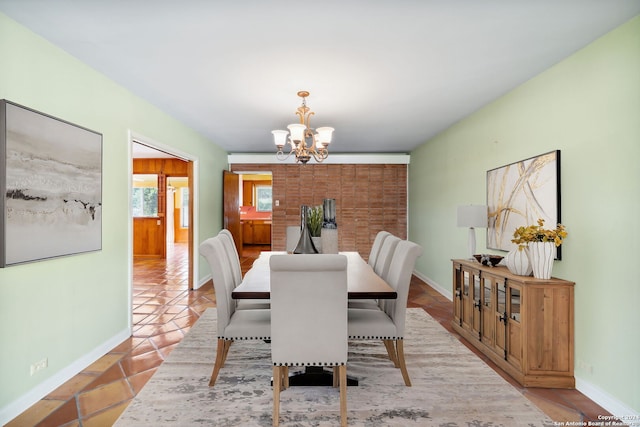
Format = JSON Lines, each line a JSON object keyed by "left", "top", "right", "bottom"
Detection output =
{"left": 132, "top": 217, "right": 164, "bottom": 257}
{"left": 132, "top": 173, "right": 165, "bottom": 258}
{"left": 223, "top": 170, "right": 242, "bottom": 253}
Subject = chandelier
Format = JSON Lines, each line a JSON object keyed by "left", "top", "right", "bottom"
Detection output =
{"left": 272, "top": 91, "right": 334, "bottom": 164}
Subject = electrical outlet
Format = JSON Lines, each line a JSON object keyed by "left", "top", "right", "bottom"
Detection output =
{"left": 30, "top": 358, "right": 48, "bottom": 376}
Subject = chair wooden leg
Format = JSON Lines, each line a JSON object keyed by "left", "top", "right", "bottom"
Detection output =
{"left": 333, "top": 366, "right": 338, "bottom": 388}
{"left": 383, "top": 339, "right": 399, "bottom": 367}
{"left": 273, "top": 366, "right": 281, "bottom": 427}
{"left": 339, "top": 365, "right": 347, "bottom": 427}
{"left": 396, "top": 340, "right": 411, "bottom": 386}
{"left": 209, "top": 338, "right": 226, "bottom": 386}
{"left": 221, "top": 340, "right": 232, "bottom": 365}
{"left": 283, "top": 366, "right": 289, "bottom": 389}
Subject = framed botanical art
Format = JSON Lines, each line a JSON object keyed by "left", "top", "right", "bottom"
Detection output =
{"left": 0, "top": 100, "right": 103, "bottom": 267}
{"left": 486, "top": 150, "right": 561, "bottom": 259}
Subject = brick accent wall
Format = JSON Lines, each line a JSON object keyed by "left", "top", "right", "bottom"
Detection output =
{"left": 230, "top": 163, "right": 407, "bottom": 259}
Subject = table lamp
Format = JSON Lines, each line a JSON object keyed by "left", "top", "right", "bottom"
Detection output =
{"left": 457, "top": 205, "right": 487, "bottom": 259}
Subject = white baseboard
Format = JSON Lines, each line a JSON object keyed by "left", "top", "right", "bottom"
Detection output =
{"left": 413, "top": 270, "right": 638, "bottom": 420}
{"left": 575, "top": 376, "right": 639, "bottom": 419}
{"left": 0, "top": 327, "right": 131, "bottom": 426}
{"left": 196, "top": 273, "right": 212, "bottom": 290}
{"left": 413, "top": 270, "right": 453, "bottom": 301}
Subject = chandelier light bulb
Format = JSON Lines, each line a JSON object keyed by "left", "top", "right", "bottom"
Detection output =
{"left": 271, "top": 130, "right": 288, "bottom": 148}
{"left": 287, "top": 123, "right": 306, "bottom": 143}
{"left": 315, "top": 127, "right": 334, "bottom": 146}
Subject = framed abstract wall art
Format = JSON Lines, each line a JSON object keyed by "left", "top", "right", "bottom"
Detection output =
{"left": 486, "top": 150, "right": 561, "bottom": 259}
{"left": 0, "top": 100, "right": 103, "bottom": 267}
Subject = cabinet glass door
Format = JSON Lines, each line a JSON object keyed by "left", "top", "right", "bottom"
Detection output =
{"left": 510, "top": 287, "right": 521, "bottom": 322}
{"left": 483, "top": 278, "right": 492, "bottom": 308}
{"left": 497, "top": 280, "right": 506, "bottom": 315}
{"left": 506, "top": 284, "right": 523, "bottom": 368}
{"left": 471, "top": 273, "right": 482, "bottom": 336}
{"left": 453, "top": 266, "right": 463, "bottom": 325}
{"left": 481, "top": 276, "right": 494, "bottom": 346}
{"left": 494, "top": 279, "right": 507, "bottom": 358}
{"left": 463, "top": 271, "right": 470, "bottom": 296}
{"left": 461, "top": 270, "right": 472, "bottom": 329}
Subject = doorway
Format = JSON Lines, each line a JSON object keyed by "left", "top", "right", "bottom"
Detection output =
{"left": 167, "top": 177, "right": 189, "bottom": 245}
{"left": 223, "top": 171, "right": 273, "bottom": 255}
{"left": 131, "top": 139, "right": 196, "bottom": 289}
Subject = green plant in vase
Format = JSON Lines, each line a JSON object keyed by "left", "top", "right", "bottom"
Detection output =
{"left": 307, "top": 205, "right": 323, "bottom": 238}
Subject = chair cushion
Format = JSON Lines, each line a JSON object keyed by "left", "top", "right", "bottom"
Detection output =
{"left": 347, "top": 308, "right": 398, "bottom": 339}
{"left": 223, "top": 309, "right": 271, "bottom": 340}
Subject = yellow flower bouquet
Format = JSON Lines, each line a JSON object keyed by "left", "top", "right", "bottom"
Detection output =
{"left": 511, "top": 218, "right": 567, "bottom": 249}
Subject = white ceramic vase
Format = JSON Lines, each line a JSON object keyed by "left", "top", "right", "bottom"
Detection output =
{"left": 527, "top": 241, "right": 556, "bottom": 279}
{"left": 505, "top": 248, "right": 532, "bottom": 276}
{"left": 321, "top": 228, "right": 338, "bottom": 254}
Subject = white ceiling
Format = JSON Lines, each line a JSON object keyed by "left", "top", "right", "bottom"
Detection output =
{"left": 2, "top": 1, "right": 639, "bottom": 155}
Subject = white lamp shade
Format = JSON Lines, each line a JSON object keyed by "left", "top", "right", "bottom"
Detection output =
{"left": 272, "top": 130, "right": 288, "bottom": 147}
{"left": 287, "top": 124, "right": 306, "bottom": 142}
{"left": 315, "top": 127, "right": 334, "bottom": 145}
{"left": 457, "top": 205, "right": 487, "bottom": 228}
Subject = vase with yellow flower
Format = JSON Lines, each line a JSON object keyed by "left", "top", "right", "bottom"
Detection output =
{"left": 511, "top": 219, "right": 567, "bottom": 279}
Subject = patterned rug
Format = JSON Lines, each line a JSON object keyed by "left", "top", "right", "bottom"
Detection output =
{"left": 115, "top": 308, "right": 554, "bottom": 426}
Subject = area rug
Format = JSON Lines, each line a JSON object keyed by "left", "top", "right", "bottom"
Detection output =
{"left": 115, "top": 308, "right": 554, "bottom": 426}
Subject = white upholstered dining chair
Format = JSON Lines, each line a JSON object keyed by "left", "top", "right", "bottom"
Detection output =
{"left": 348, "top": 239, "right": 423, "bottom": 386}
{"left": 368, "top": 230, "right": 391, "bottom": 267}
{"left": 199, "top": 236, "right": 271, "bottom": 386}
{"left": 372, "top": 234, "right": 401, "bottom": 278}
{"left": 349, "top": 230, "right": 394, "bottom": 310}
{"left": 218, "top": 229, "right": 242, "bottom": 286}
{"left": 270, "top": 254, "right": 348, "bottom": 427}
{"left": 218, "top": 229, "right": 270, "bottom": 310}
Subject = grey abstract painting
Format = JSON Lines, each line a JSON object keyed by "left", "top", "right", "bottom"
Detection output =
{"left": 1, "top": 101, "right": 102, "bottom": 267}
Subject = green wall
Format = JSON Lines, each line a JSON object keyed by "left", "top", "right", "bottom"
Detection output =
{"left": 0, "top": 12, "right": 227, "bottom": 420}
{"left": 409, "top": 16, "right": 640, "bottom": 413}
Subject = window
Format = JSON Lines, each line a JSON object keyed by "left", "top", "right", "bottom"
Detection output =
{"left": 255, "top": 186, "right": 272, "bottom": 212}
{"left": 180, "top": 187, "right": 189, "bottom": 227}
{"left": 132, "top": 174, "right": 158, "bottom": 217}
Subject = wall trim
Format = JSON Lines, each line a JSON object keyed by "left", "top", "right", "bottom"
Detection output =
{"left": 0, "top": 328, "right": 131, "bottom": 425}
{"left": 575, "top": 377, "right": 640, "bottom": 419}
{"left": 413, "top": 270, "right": 453, "bottom": 301}
{"left": 228, "top": 153, "right": 410, "bottom": 164}
{"left": 197, "top": 274, "right": 212, "bottom": 290}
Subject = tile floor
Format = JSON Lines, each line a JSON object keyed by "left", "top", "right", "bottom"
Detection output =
{"left": 6, "top": 243, "right": 616, "bottom": 426}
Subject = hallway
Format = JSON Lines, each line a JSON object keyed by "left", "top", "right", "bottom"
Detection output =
{"left": 7, "top": 243, "right": 611, "bottom": 426}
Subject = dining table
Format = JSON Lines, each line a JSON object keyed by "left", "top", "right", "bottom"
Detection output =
{"left": 232, "top": 251, "right": 397, "bottom": 300}
{"left": 232, "top": 251, "right": 397, "bottom": 386}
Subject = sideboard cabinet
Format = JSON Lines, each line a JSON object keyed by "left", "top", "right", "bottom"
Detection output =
{"left": 452, "top": 259, "right": 575, "bottom": 388}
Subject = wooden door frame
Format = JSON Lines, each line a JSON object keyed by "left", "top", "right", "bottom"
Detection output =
{"left": 128, "top": 132, "right": 199, "bottom": 329}
{"left": 223, "top": 170, "right": 242, "bottom": 254}
{"left": 229, "top": 170, "right": 273, "bottom": 249}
